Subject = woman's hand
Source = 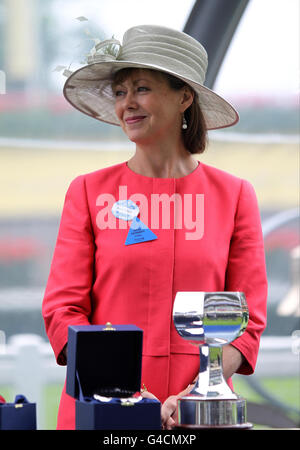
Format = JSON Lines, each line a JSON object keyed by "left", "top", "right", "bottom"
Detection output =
{"left": 141, "top": 383, "right": 196, "bottom": 430}
{"left": 160, "top": 382, "right": 197, "bottom": 429}
{"left": 161, "top": 395, "right": 178, "bottom": 429}
{"left": 140, "top": 390, "right": 159, "bottom": 401}
{"left": 222, "top": 344, "right": 244, "bottom": 380}
{"left": 140, "top": 389, "right": 174, "bottom": 429}
{"left": 141, "top": 390, "right": 177, "bottom": 429}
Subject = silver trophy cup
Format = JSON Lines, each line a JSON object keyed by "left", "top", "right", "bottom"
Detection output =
{"left": 173, "top": 291, "right": 252, "bottom": 428}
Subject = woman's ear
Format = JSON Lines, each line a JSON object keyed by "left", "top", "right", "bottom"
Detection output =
{"left": 180, "top": 87, "right": 194, "bottom": 112}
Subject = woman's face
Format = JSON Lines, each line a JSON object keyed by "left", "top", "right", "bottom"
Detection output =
{"left": 113, "top": 69, "right": 187, "bottom": 145}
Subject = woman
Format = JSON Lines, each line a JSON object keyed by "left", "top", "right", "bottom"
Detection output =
{"left": 42, "top": 25, "right": 267, "bottom": 430}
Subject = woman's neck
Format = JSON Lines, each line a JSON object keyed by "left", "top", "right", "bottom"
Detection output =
{"left": 128, "top": 141, "right": 198, "bottom": 178}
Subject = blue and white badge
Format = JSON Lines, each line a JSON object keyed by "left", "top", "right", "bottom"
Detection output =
{"left": 125, "top": 217, "right": 157, "bottom": 246}
{"left": 111, "top": 199, "right": 157, "bottom": 245}
{"left": 111, "top": 199, "right": 139, "bottom": 221}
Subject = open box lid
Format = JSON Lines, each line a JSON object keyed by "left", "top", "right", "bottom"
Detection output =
{"left": 66, "top": 324, "right": 143, "bottom": 399}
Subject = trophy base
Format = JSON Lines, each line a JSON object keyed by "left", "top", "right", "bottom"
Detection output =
{"left": 176, "top": 396, "right": 253, "bottom": 429}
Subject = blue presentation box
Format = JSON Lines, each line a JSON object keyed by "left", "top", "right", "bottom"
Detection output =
{"left": 66, "top": 324, "right": 161, "bottom": 430}
{"left": 0, "top": 395, "right": 36, "bottom": 430}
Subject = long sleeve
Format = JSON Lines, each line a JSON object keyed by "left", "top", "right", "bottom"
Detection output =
{"left": 42, "top": 176, "right": 95, "bottom": 365}
{"left": 225, "top": 179, "right": 268, "bottom": 374}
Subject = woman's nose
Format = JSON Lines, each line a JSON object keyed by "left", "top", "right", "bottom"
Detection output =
{"left": 124, "top": 91, "right": 138, "bottom": 109}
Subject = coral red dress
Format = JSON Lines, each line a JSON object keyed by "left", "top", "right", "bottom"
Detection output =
{"left": 42, "top": 161, "right": 267, "bottom": 429}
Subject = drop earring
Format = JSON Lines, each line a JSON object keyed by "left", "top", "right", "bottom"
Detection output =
{"left": 182, "top": 115, "right": 187, "bottom": 130}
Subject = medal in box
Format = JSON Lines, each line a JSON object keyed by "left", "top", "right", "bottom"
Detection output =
{"left": 66, "top": 324, "right": 161, "bottom": 430}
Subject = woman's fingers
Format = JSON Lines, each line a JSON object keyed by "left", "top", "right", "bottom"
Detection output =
{"left": 161, "top": 395, "right": 177, "bottom": 429}
{"left": 141, "top": 390, "right": 159, "bottom": 401}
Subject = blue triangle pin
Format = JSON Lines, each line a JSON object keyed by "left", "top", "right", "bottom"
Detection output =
{"left": 125, "top": 217, "right": 158, "bottom": 246}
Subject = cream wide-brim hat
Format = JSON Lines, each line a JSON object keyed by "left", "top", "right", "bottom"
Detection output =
{"left": 63, "top": 24, "right": 239, "bottom": 130}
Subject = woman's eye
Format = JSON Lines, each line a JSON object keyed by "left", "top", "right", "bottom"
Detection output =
{"left": 114, "top": 90, "right": 126, "bottom": 97}
{"left": 137, "top": 86, "right": 149, "bottom": 92}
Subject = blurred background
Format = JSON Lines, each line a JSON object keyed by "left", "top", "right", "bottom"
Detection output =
{"left": 0, "top": 0, "right": 299, "bottom": 429}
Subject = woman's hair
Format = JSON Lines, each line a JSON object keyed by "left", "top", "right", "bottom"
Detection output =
{"left": 112, "top": 68, "right": 208, "bottom": 154}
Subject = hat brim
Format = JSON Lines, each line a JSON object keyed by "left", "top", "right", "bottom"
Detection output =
{"left": 63, "top": 60, "right": 239, "bottom": 130}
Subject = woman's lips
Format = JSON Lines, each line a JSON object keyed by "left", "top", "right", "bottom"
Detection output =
{"left": 125, "top": 116, "right": 146, "bottom": 124}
